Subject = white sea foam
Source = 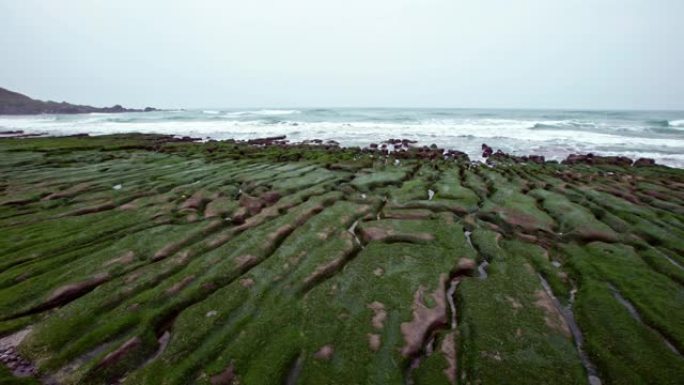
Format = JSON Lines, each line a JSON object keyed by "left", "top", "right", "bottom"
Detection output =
{"left": 223, "top": 109, "right": 300, "bottom": 117}
{"left": 669, "top": 119, "right": 684, "bottom": 128}
{"left": 1, "top": 109, "right": 683, "bottom": 167}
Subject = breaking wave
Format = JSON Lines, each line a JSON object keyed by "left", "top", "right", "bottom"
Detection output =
{"left": 1, "top": 108, "right": 683, "bottom": 167}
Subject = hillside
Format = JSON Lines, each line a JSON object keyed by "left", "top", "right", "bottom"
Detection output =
{"left": 0, "top": 87, "right": 156, "bottom": 115}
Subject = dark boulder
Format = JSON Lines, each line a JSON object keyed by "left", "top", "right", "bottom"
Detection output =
{"left": 633, "top": 157, "right": 656, "bottom": 167}
{"left": 482, "top": 143, "right": 493, "bottom": 158}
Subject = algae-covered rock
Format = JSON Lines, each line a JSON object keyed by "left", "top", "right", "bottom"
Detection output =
{"left": 0, "top": 134, "right": 682, "bottom": 385}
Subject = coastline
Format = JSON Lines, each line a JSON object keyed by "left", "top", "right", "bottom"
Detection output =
{"left": 2, "top": 107, "right": 682, "bottom": 168}
{"left": 0, "top": 130, "right": 672, "bottom": 169}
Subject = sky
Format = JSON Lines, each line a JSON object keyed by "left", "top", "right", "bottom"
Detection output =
{"left": 1, "top": 0, "right": 683, "bottom": 110}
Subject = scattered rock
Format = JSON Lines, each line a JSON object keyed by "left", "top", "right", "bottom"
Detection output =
{"left": 247, "top": 135, "right": 287, "bottom": 145}
{"left": 455, "top": 258, "right": 477, "bottom": 275}
{"left": 368, "top": 334, "right": 381, "bottom": 352}
{"left": 633, "top": 157, "right": 656, "bottom": 167}
{"left": 314, "top": 345, "right": 334, "bottom": 360}
{"left": 506, "top": 295, "right": 523, "bottom": 310}
{"left": 367, "top": 301, "right": 387, "bottom": 329}
{"left": 482, "top": 143, "right": 493, "bottom": 158}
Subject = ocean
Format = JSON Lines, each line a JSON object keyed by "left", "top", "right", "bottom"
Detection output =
{"left": 1, "top": 108, "right": 683, "bottom": 167}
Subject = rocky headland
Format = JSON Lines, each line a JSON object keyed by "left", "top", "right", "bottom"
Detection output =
{"left": 0, "top": 87, "right": 156, "bottom": 115}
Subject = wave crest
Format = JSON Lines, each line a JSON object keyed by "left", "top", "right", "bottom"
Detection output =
{"left": 223, "top": 109, "right": 301, "bottom": 118}
{"left": 669, "top": 119, "right": 684, "bottom": 128}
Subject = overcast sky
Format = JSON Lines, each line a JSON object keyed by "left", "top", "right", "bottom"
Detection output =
{"left": 1, "top": 0, "right": 682, "bottom": 109}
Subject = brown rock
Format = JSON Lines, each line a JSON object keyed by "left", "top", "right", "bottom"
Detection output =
{"left": 481, "top": 143, "right": 493, "bottom": 158}
{"left": 368, "top": 333, "right": 381, "bottom": 352}
{"left": 455, "top": 258, "right": 476, "bottom": 275}
{"left": 103, "top": 251, "right": 135, "bottom": 267}
{"left": 43, "top": 273, "right": 110, "bottom": 309}
{"left": 210, "top": 362, "right": 236, "bottom": 385}
{"left": 400, "top": 274, "right": 448, "bottom": 357}
{"left": 534, "top": 290, "right": 571, "bottom": 337}
{"left": 314, "top": 345, "right": 334, "bottom": 360}
{"left": 633, "top": 157, "right": 655, "bottom": 167}
{"left": 441, "top": 332, "right": 457, "bottom": 384}
{"left": 239, "top": 195, "right": 264, "bottom": 216}
{"left": 234, "top": 255, "right": 258, "bottom": 269}
{"left": 260, "top": 191, "right": 281, "bottom": 205}
{"left": 166, "top": 275, "right": 195, "bottom": 295}
{"left": 367, "top": 301, "right": 387, "bottom": 329}
{"left": 97, "top": 336, "right": 141, "bottom": 369}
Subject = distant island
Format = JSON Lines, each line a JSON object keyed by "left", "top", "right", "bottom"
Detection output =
{"left": 0, "top": 87, "right": 157, "bottom": 115}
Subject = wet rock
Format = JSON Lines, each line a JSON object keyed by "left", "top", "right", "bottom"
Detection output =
{"left": 564, "top": 153, "right": 635, "bottom": 167}
{"left": 247, "top": 135, "right": 287, "bottom": 145}
{"left": 564, "top": 153, "right": 593, "bottom": 165}
{"left": 525, "top": 155, "right": 545, "bottom": 164}
{"left": 482, "top": 143, "right": 493, "bottom": 158}
{"left": 601, "top": 156, "right": 633, "bottom": 167}
{"left": 633, "top": 157, "right": 656, "bottom": 167}
{"left": 0, "top": 130, "right": 23, "bottom": 135}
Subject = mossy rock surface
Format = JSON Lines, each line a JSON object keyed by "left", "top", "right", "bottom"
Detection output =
{"left": 0, "top": 134, "right": 683, "bottom": 385}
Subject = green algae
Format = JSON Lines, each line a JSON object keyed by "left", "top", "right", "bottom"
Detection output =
{"left": 0, "top": 134, "right": 682, "bottom": 384}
